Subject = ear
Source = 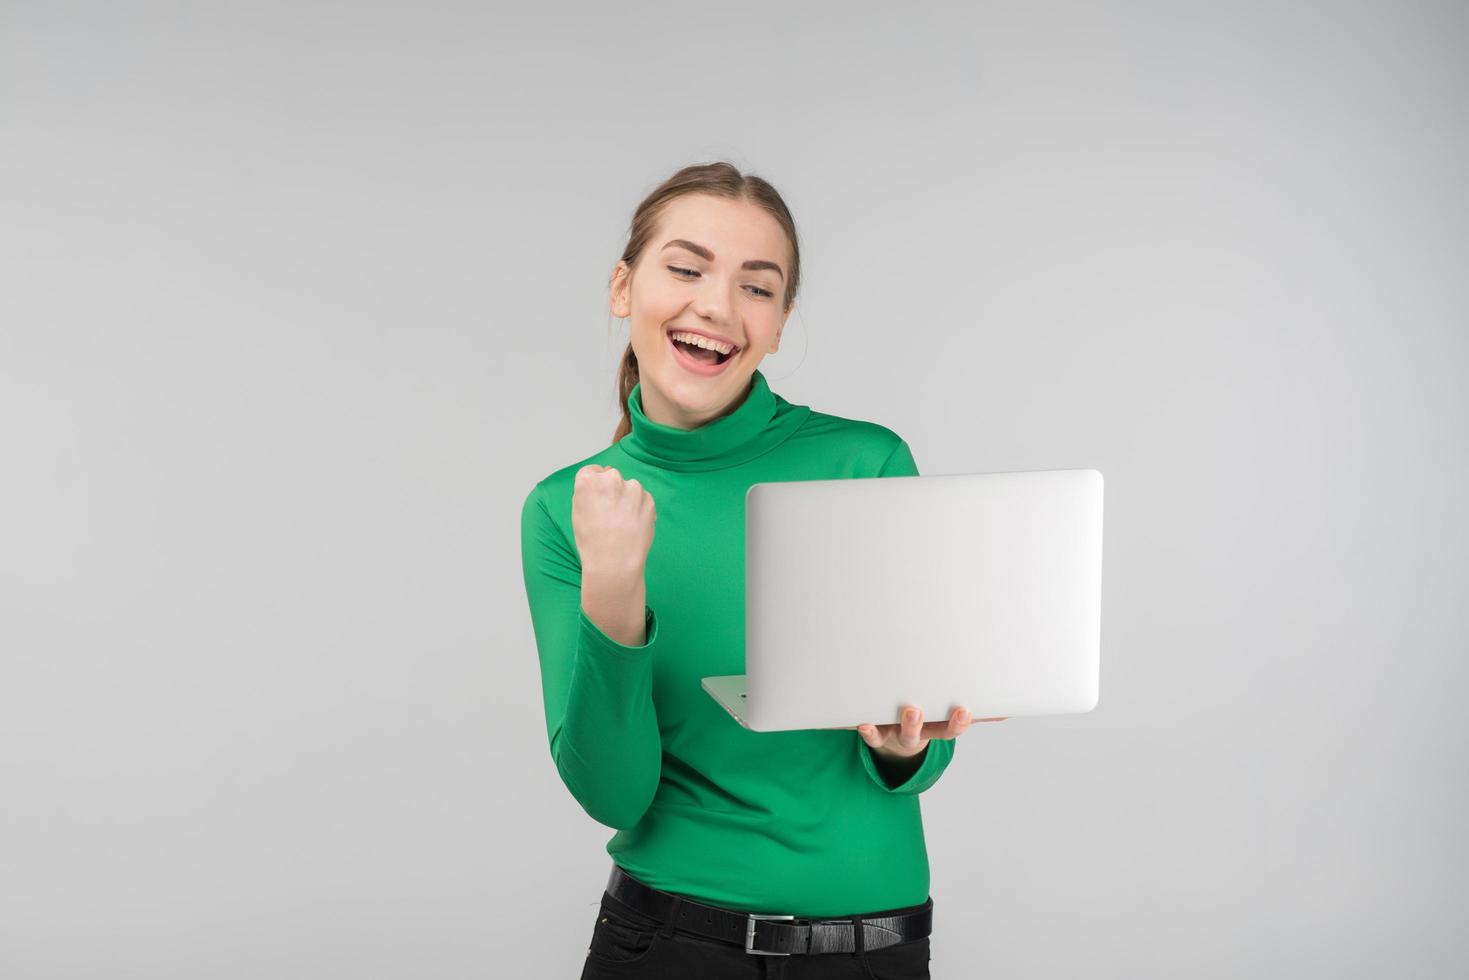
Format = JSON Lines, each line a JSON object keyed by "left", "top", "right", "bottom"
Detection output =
{"left": 609, "top": 261, "right": 632, "bottom": 318}
{"left": 770, "top": 305, "right": 791, "bottom": 353}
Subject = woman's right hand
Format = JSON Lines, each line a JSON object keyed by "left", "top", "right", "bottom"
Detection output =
{"left": 571, "top": 464, "right": 657, "bottom": 577}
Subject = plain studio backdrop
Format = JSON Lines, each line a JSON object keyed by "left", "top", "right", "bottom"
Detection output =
{"left": 2, "top": 1, "right": 1465, "bottom": 978}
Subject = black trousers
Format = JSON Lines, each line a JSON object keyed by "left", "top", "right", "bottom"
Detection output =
{"left": 579, "top": 886, "right": 932, "bottom": 979}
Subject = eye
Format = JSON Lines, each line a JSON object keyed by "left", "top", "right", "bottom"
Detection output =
{"left": 667, "top": 266, "right": 775, "bottom": 300}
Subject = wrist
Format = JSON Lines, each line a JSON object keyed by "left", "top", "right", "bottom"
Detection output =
{"left": 582, "top": 560, "right": 646, "bottom": 587}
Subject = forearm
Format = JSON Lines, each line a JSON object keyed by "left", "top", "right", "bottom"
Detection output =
{"left": 524, "top": 484, "right": 663, "bottom": 830}
{"left": 581, "top": 565, "right": 647, "bottom": 647}
{"left": 550, "top": 563, "right": 661, "bottom": 829}
{"left": 859, "top": 737, "right": 954, "bottom": 794}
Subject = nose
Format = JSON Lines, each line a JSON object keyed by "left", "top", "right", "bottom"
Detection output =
{"left": 689, "top": 277, "right": 737, "bottom": 328}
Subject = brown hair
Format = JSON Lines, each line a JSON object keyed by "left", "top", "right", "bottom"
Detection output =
{"left": 608, "top": 161, "right": 801, "bottom": 445}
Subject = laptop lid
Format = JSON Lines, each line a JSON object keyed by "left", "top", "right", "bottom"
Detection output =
{"left": 701, "top": 468, "right": 1104, "bottom": 732}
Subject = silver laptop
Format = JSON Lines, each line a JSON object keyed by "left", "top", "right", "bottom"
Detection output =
{"left": 701, "top": 468, "right": 1104, "bottom": 732}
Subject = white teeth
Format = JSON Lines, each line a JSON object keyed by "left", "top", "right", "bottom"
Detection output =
{"left": 670, "top": 330, "right": 734, "bottom": 355}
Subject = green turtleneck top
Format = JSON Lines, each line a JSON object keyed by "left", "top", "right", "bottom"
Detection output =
{"left": 520, "top": 369, "right": 955, "bottom": 917}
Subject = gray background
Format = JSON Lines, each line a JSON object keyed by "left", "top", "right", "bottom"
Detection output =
{"left": 2, "top": 1, "right": 1465, "bottom": 977}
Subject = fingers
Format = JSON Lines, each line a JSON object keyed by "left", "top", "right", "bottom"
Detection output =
{"left": 917, "top": 705, "right": 972, "bottom": 739}
{"left": 897, "top": 706, "right": 924, "bottom": 748}
{"left": 576, "top": 464, "right": 623, "bottom": 482}
{"left": 855, "top": 706, "right": 1000, "bottom": 746}
{"left": 877, "top": 706, "right": 939, "bottom": 748}
{"left": 899, "top": 705, "right": 976, "bottom": 742}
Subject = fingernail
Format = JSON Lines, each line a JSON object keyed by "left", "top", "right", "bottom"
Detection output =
{"left": 904, "top": 709, "right": 918, "bottom": 723}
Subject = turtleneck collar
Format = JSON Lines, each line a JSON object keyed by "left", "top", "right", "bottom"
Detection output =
{"left": 617, "top": 369, "right": 811, "bottom": 472}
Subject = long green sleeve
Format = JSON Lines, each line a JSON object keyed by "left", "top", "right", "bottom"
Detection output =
{"left": 519, "top": 369, "right": 967, "bottom": 917}
{"left": 520, "top": 484, "right": 666, "bottom": 830}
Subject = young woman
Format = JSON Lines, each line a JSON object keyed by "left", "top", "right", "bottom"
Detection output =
{"left": 520, "top": 162, "right": 1005, "bottom": 979}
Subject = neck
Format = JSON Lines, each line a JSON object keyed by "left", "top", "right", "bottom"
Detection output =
{"left": 639, "top": 376, "right": 754, "bottom": 431}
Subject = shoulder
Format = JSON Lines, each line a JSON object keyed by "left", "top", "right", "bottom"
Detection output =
{"left": 521, "top": 445, "right": 623, "bottom": 524}
{"left": 792, "top": 408, "right": 914, "bottom": 476}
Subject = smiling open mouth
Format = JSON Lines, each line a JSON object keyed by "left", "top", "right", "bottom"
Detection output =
{"left": 672, "top": 339, "right": 728, "bottom": 365}
{"left": 667, "top": 330, "right": 739, "bottom": 375}
{"left": 671, "top": 336, "right": 733, "bottom": 365}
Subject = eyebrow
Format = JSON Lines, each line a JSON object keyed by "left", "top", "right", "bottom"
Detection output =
{"left": 660, "top": 239, "right": 785, "bottom": 282}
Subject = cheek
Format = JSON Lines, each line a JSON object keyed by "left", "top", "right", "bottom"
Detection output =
{"left": 632, "top": 327, "right": 667, "bottom": 360}
{"left": 745, "top": 324, "right": 780, "bottom": 353}
{"left": 631, "top": 284, "right": 683, "bottom": 317}
{"left": 627, "top": 301, "right": 679, "bottom": 344}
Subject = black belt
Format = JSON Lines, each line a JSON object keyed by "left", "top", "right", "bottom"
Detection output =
{"left": 604, "top": 864, "right": 933, "bottom": 957}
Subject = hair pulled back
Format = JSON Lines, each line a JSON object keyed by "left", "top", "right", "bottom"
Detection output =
{"left": 608, "top": 161, "right": 800, "bottom": 445}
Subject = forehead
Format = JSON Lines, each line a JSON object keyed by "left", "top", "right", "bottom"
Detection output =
{"left": 654, "top": 194, "right": 787, "bottom": 260}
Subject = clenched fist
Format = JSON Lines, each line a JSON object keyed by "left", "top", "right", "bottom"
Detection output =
{"left": 571, "top": 464, "right": 657, "bottom": 578}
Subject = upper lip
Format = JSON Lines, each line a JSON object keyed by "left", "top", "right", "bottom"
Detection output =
{"left": 667, "top": 326, "right": 741, "bottom": 351}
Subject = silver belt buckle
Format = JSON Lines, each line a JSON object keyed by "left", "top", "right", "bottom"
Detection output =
{"left": 745, "top": 913, "right": 796, "bottom": 955}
